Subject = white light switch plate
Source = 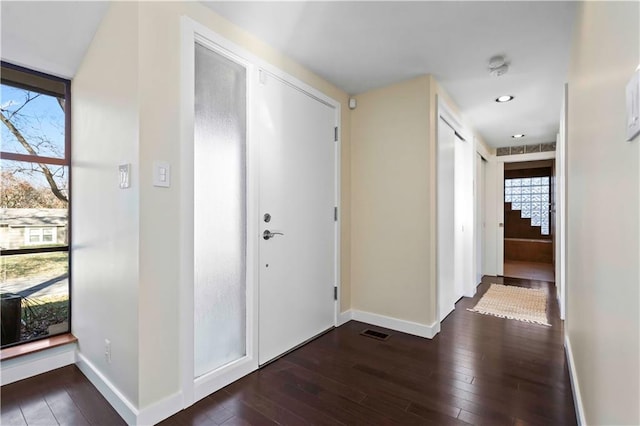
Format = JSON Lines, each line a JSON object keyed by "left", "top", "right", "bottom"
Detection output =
{"left": 626, "top": 69, "right": 640, "bottom": 141}
{"left": 153, "top": 161, "right": 171, "bottom": 188}
{"left": 119, "top": 164, "right": 131, "bottom": 189}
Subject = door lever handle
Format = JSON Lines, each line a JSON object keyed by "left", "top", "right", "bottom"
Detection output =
{"left": 263, "top": 230, "right": 284, "bottom": 240}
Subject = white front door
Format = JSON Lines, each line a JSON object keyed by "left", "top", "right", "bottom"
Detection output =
{"left": 257, "top": 71, "right": 337, "bottom": 365}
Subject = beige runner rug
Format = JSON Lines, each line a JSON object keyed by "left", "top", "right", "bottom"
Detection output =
{"left": 468, "top": 284, "right": 551, "bottom": 326}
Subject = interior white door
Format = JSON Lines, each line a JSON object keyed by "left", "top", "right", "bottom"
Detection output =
{"left": 496, "top": 162, "right": 505, "bottom": 276}
{"left": 257, "top": 71, "right": 336, "bottom": 365}
{"left": 475, "top": 153, "right": 486, "bottom": 285}
{"left": 437, "top": 117, "right": 456, "bottom": 322}
{"left": 454, "top": 134, "right": 473, "bottom": 299}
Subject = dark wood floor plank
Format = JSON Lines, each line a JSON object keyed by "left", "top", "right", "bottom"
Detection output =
{"left": 222, "top": 383, "right": 310, "bottom": 426}
{"left": 18, "top": 397, "right": 58, "bottom": 425}
{"left": 0, "top": 406, "right": 28, "bottom": 426}
{"left": 44, "top": 389, "right": 90, "bottom": 426}
{"left": 225, "top": 374, "right": 343, "bottom": 426}
{"left": 62, "top": 378, "right": 126, "bottom": 426}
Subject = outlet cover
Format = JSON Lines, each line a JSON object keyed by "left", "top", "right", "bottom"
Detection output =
{"left": 626, "top": 69, "right": 640, "bottom": 141}
{"left": 119, "top": 164, "right": 131, "bottom": 189}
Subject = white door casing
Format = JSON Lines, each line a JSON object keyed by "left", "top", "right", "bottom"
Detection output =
{"left": 493, "top": 150, "right": 556, "bottom": 277}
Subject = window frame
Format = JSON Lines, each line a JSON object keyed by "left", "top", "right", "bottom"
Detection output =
{"left": 0, "top": 61, "right": 72, "bottom": 349}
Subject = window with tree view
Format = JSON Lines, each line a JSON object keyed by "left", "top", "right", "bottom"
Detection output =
{"left": 1, "top": 63, "right": 71, "bottom": 348}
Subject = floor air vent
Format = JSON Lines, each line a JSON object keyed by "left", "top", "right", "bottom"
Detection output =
{"left": 360, "top": 329, "right": 390, "bottom": 341}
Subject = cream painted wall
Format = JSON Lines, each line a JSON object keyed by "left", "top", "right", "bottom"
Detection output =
{"left": 72, "top": 1, "right": 140, "bottom": 405}
{"left": 350, "top": 75, "right": 483, "bottom": 328}
{"left": 567, "top": 2, "right": 639, "bottom": 424}
{"left": 351, "top": 75, "right": 433, "bottom": 325}
{"left": 134, "top": 1, "right": 351, "bottom": 408}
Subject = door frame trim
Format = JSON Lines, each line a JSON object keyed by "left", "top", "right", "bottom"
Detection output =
{"left": 493, "top": 150, "right": 556, "bottom": 278}
{"left": 179, "top": 16, "right": 341, "bottom": 410}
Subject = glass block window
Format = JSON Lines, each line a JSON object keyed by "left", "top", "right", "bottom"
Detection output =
{"left": 505, "top": 177, "right": 550, "bottom": 234}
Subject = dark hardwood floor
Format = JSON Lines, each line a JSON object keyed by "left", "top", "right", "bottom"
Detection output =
{"left": 1, "top": 363, "right": 126, "bottom": 426}
{"left": 2, "top": 276, "right": 576, "bottom": 425}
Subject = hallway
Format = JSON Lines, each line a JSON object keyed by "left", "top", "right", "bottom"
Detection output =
{"left": 162, "top": 276, "right": 575, "bottom": 425}
{"left": 0, "top": 276, "right": 576, "bottom": 425}
{"left": 2, "top": 275, "right": 575, "bottom": 425}
{"left": 166, "top": 276, "right": 576, "bottom": 425}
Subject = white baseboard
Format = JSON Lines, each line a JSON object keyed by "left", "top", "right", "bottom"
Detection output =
{"left": 0, "top": 342, "right": 77, "bottom": 385}
{"left": 565, "top": 335, "right": 587, "bottom": 425}
{"left": 75, "top": 353, "right": 183, "bottom": 425}
{"left": 75, "top": 353, "right": 138, "bottom": 425}
{"left": 347, "top": 309, "right": 440, "bottom": 338}
{"left": 337, "top": 310, "right": 353, "bottom": 326}
{"left": 137, "top": 390, "right": 183, "bottom": 426}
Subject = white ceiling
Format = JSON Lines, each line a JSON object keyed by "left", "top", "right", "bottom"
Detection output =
{"left": 1, "top": 1, "right": 108, "bottom": 79}
{"left": 204, "top": 1, "right": 577, "bottom": 148}
{"left": 0, "top": 1, "right": 577, "bottom": 148}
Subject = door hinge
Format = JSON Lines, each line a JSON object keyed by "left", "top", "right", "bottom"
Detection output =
{"left": 334, "top": 286, "right": 338, "bottom": 300}
{"left": 334, "top": 206, "right": 338, "bottom": 221}
{"left": 334, "top": 127, "right": 338, "bottom": 142}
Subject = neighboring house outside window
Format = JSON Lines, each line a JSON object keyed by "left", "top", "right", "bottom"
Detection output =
{"left": 0, "top": 62, "right": 71, "bottom": 348}
{"left": 26, "top": 227, "right": 57, "bottom": 245}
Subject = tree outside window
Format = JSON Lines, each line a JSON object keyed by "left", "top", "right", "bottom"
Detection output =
{"left": 1, "top": 63, "right": 71, "bottom": 348}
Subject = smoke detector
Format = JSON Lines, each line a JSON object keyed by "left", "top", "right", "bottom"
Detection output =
{"left": 489, "top": 55, "right": 509, "bottom": 77}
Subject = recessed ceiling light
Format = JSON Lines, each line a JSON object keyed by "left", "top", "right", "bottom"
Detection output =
{"left": 512, "top": 134, "right": 525, "bottom": 138}
{"left": 496, "top": 95, "right": 514, "bottom": 103}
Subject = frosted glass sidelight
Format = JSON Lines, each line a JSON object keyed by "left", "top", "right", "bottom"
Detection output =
{"left": 194, "top": 43, "right": 247, "bottom": 378}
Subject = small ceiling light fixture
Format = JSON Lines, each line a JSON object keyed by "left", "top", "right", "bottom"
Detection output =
{"left": 512, "top": 134, "right": 525, "bottom": 138}
{"left": 488, "top": 55, "right": 510, "bottom": 77}
{"left": 495, "top": 95, "right": 514, "bottom": 103}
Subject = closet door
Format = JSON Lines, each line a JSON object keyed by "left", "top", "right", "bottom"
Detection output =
{"left": 437, "top": 117, "right": 456, "bottom": 321}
